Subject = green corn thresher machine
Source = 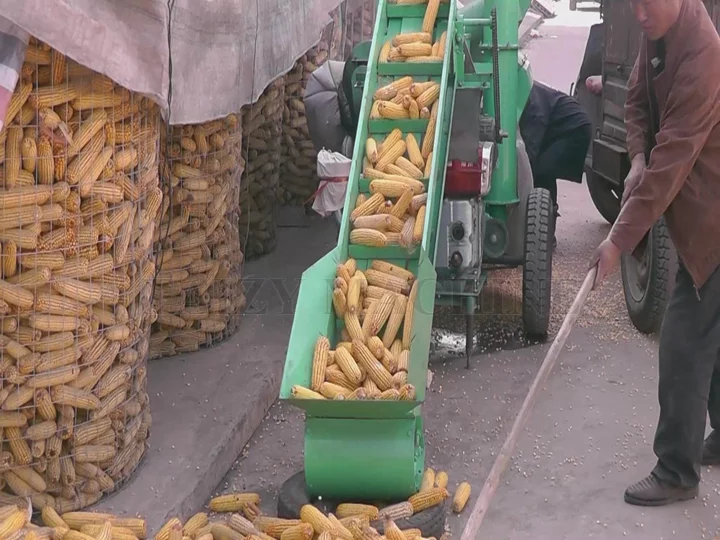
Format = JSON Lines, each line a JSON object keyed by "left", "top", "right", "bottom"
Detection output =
{"left": 278, "top": 0, "right": 554, "bottom": 506}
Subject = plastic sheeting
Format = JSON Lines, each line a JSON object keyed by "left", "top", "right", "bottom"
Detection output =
{"left": 0, "top": 0, "right": 345, "bottom": 125}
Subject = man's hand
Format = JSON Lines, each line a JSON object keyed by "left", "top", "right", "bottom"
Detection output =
{"left": 585, "top": 75, "right": 603, "bottom": 96}
{"left": 589, "top": 237, "right": 622, "bottom": 290}
{"left": 621, "top": 154, "right": 646, "bottom": 207}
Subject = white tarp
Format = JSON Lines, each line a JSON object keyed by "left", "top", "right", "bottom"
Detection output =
{"left": 0, "top": 0, "right": 345, "bottom": 125}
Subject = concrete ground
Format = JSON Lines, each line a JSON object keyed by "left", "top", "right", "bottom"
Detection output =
{"left": 208, "top": 10, "right": 720, "bottom": 540}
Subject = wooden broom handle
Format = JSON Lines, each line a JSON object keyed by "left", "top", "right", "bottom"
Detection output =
{"left": 459, "top": 267, "right": 597, "bottom": 540}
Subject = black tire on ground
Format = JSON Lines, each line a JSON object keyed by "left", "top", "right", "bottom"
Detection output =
{"left": 522, "top": 187, "right": 554, "bottom": 338}
{"left": 621, "top": 217, "right": 678, "bottom": 334}
{"left": 586, "top": 171, "right": 621, "bottom": 224}
{"left": 277, "top": 470, "right": 447, "bottom": 538}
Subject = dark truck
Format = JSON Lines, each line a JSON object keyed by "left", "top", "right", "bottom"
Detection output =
{"left": 572, "top": 0, "right": 718, "bottom": 333}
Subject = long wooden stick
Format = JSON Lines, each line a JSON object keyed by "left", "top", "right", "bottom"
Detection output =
{"left": 459, "top": 267, "right": 597, "bottom": 540}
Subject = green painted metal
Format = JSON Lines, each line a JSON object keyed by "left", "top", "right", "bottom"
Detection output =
{"left": 280, "top": 0, "right": 535, "bottom": 500}
{"left": 304, "top": 415, "right": 424, "bottom": 500}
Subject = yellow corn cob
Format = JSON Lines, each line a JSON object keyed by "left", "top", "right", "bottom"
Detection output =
{"left": 335, "top": 504, "right": 379, "bottom": 520}
{"left": 376, "top": 139, "right": 407, "bottom": 173}
{"left": 336, "top": 263, "right": 353, "bottom": 284}
{"left": 352, "top": 339, "right": 393, "bottom": 391}
{"left": 422, "top": 0, "right": 440, "bottom": 32}
{"left": 437, "top": 31, "right": 448, "bottom": 56}
{"left": 416, "top": 84, "right": 440, "bottom": 110}
{"left": 325, "top": 367, "right": 357, "bottom": 390}
{"left": 433, "top": 471, "right": 449, "bottom": 490}
{"left": 365, "top": 269, "right": 412, "bottom": 295}
{"left": 20, "top": 136, "right": 37, "bottom": 173}
{"left": 52, "top": 279, "right": 102, "bottom": 305}
{"left": 207, "top": 492, "right": 260, "bottom": 513}
{"left": 394, "top": 157, "right": 424, "bottom": 179}
{"left": 0, "top": 509, "right": 26, "bottom": 537}
{"left": 382, "top": 295, "right": 408, "bottom": 348}
{"left": 420, "top": 469, "right": 435, "bottom": 492}
{"left": 421, "top": 115, "right": 436, "bottom": 159}
{"left": 392, "top": 32, "right": 433, "bottom": 46}
{"left": 327, "top": 514, "right": 353, "bottom": 540}
{"left": 319, "top": 382, "right": 352, "bottom": 399}
{"left": 408, "top": 99, "right": 420, "bottom": 119}
{"left": 452, "top": 482, "right": 471, "bottom": 513}
{"left": 365, "top": 137, "right": 379, "bottom": 163}
{"left": 377, "top": 502, "right": 414, "bottom": 522}
{"left": 379, "top": 41, "right": 392, "bottom": 63}
{"left": 332, "top": 288, "right": 347, "bottom": 318}
{"left": 431, "top": 41, "right": 440, "bottom": 56}
{"left": 370, "top": 100, "right": 382, "bottom": 119}
{"left": 334, "top": 347, "right": 364, "bottom": 384}
{"left": 291, "top": 385, "right": 326, "bottom": 399}
{"left": 343, "top": 313, "right": 364, "bottom": 343}
{"left": 72, "top": 92, "right": 124, "bottom": 110}
{"left": 422, "top": 152, "right": 434, "bottom": 179}
{"left": 351, "top": 193, "right": 385, "bottom": 221}
{"left": 5, "top": 127, "right": 22, "bottom": 188}
{"left": 347, "top": 275, "right": 363, "bottom": 314}
{"left": 350, "top": 229, "right": 387, "bottom": 247}
{"left": 378, "top": 101, "right": 410, "bottom": 120}
{"left": 67, "top": 110, "right": 108, "bottom": 157}
{"left": 408, "top": 487, "right": 450, "bottom": 513}
{"left": 413, "top": 206, "right": 426, "bottom": 243}
{"left": 299, "top": 505, "right": 333, "bottom": 534}
{"left": 374, "top": 177, "right": 425, "bottom": 196}
{"left": 398, "top": 383, "right": 416, "bottom": 400}
{"left": 388, "top": 47, "right": 405, "bottom": 62}
{"left": 402, "top": 279, "right": 419, "bottom": 347}
{"left": 278, "top": 523, "right": 314, "bottom": 540}
{"left": 0, "top": 278, "right": 33, "bottom": 308}
{"left": 378, "top": 128, "right": 403, "bottom": 157}
{"left": 368, "top": 293, "right": 396, "bottom": 336}
{"left": 380, "top": 519, "right": 405, "bottom": 540}
{"left": 35, "top": 136, "right": 55, "bottom": 185}
{"left": 373, "top": 76, "right": 413, "bottom": 101}
{"left": 406, "top": 55, "right": 444, "bottom": 64}
{"left": 311, "top": 336, "right": 329, "bottom": 391}
{"left": 5, "top": 82, "right": 32, "bottom": 125}
{"left": 397, "top": 42, "right": 433, "bottom": 57}
{"left": 403, "top": 136, "right": 425, "bottom": 172}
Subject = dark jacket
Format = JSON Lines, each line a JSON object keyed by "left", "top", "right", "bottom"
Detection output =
{"left": 519, "top": 81, "right": 591, "bottom": 182}
{"left": 609, "top": 0, "right": 720, "bottom": 290}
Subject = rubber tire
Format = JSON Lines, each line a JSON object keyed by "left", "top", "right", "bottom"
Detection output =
{"left": 277, "top": 471, "right": 447, "bottom": 538}
{"left": 620, "top": 217, "right": 678, "bottom": 334}
{"left": 522, "top": 188, "right": 554, "bottom": 338}
{"left": 586, "top": 171, "right": 621, "bottom": 225}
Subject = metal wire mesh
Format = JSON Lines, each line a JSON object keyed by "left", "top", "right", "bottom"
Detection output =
{"left": 149, "top": 115, "right": 246, "bottom": 359}
{"left": 277, "top": 0, "right": 377, "bottom": 207}
{"left": 239, "top": 78, "right": 286, "bottom": 261}
{"left": 0, "top": 37, "right": 158, "bottom": 512}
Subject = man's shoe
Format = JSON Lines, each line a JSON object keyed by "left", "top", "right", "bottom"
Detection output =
{"left": 624, "top": 475, "right": 698, "bottom": 507}
{"left": 702, "top": 431, "right": 720, "bottom": 465}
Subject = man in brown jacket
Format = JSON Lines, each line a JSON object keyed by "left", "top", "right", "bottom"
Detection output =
{"left": 590, "top": 0, "right": 720, "bottom": 506}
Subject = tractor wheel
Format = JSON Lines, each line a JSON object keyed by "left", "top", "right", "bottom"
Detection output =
{"left": 277, "top": 470, "right": 447, "bottom": 539}
{"left": 621, "top": 217, "right": 678, "bottom": 334}
{"left": 522, "top": 188, "right": 555, "bottom": 338}
{"left": 586, "top": 171, "right": 621, "bottom": 224}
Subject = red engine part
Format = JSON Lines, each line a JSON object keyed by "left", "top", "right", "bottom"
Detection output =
{"left": 444, "top": 144, "right": 492, "bottom": 197}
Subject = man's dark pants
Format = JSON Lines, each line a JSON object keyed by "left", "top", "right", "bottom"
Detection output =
{"left": 652, "top": 261, "right": 720, "bottom": 489}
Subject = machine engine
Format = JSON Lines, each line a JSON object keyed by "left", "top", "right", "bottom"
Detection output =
{"left": 436, "top": 138, "right": 496, "bottom": 283}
